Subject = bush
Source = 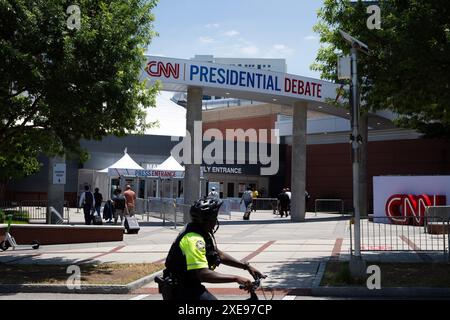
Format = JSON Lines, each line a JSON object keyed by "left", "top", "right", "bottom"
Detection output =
{"left": 0, "top": 210, "right": 29, "bottom": 223}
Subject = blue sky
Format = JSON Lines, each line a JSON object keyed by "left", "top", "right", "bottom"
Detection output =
{"left": 148, "top": 0, "right": 325, "bottom": 78}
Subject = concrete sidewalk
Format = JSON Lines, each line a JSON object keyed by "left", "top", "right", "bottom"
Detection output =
{"left": 1, "top": 209, "right": 446, "bottom": 299}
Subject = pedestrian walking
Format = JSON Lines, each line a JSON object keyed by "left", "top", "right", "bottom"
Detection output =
{"left": 79, "top": 186, "right": 94, "bottom": 225}
{"left": 208, "top": 187, "right": 220, "bottom": 200}
{"left": 112, "top": 188, "right": 127, "bottom": 225}
{"left": 277, "top": 188, "right": 290, "bottom": 218}
{"left": 251, "top": 188, "right": 259, "bottom": 212}
{"left": 240, "top": 187, "right": 254, "bottom": 220}
{"left": 285, "top": 187, "right": 292, "bottom": 216}
{"left": 93, "top": 188, "right": 103, "bottom": 216}
{"left": 123, "top": 185, "right": 136, "bottom": 216}
{"left": 103, "top": 199, "right": 114, "bottom": 223}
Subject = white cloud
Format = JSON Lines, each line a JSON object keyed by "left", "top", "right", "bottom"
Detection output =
{"left": 271, "top": 44, "right": 294, "bottom": 55}
{"left": 240, "top": 45, "right": 260, "bottom": 56}
{"left": 199, "top": 36, "right": 215, "bottom": 44}
{"left": 304, "top": 35, "right": 318, "bottom": 41}
{"left": 223, "top": 30, "right": 240, "bottom": 37}
{"left": 205, "top": 23, "right": 220, "bottom": 28}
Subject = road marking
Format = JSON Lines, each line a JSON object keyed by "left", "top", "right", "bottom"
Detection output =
{"left": 76, "top": 245, "right": 127, "bottom": 264}
{"left": 242, "top": 240, "right": 276, "bottom": 262}
{"left": 331, "top": 238, "right": 343, "bottom": 260}
{"left": 282, "top": 295, "right": 296, "bottom": 300}
{"left": 129, "top": 294, "right": 150, "bottom": 300}
{"left": 399, "top": 236, "right": 432, "bottom": 262}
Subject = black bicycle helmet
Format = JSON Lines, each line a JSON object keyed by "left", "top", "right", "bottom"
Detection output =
{"left": 190, "top": 197, "right": 223, "bottom": 224}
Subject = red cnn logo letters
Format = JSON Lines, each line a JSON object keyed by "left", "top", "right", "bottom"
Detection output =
{"left": 146, "top": 61, "right": 180, "bottom": 79}
{"left": 385, "top": 194, "right": 446, "bottom": 226}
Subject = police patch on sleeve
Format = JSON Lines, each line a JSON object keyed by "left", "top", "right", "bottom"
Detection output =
{"left": 195, "top": 240, "right": 205, "bottom": 251}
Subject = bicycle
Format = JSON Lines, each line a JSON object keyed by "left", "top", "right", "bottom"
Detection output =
{"left": 239, "top": 275, "right": 274, "bottom": 300}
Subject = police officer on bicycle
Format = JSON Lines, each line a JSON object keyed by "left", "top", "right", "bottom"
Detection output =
{"left": 158, "top": 197, "right": 265, "bottom": 300}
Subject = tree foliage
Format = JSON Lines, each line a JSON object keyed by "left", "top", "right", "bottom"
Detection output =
{"left": 0, "top": 0, "right": 159, "bottom": 183}
{"left": 312, "top": 0, "right": 450, "bottom": 138}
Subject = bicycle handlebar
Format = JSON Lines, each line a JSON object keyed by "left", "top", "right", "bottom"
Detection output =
{"left": 239, "top": 277, "right": 262, "bottom": 291}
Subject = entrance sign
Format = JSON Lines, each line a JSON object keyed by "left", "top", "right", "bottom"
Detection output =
{"left": 373, "top": 176, "right": 450, "bottom": 224}
{"left": 108, "top": 168, "right": 185, "bottom": 178}
{"left": 141, "top": 56, "right": 340, "bottom": 105}
{"left": 53, "top": 163, "right": 66, "bottom": 185}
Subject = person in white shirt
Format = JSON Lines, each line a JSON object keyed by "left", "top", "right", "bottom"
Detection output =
{"left": 285, "top": 188, "right": 292, "bottom": 200}
{"left": 208, "top": 187, "right": 220, "bottom": 200}
{"left": 285, "top": 188, "right": 292, "bottom": 216}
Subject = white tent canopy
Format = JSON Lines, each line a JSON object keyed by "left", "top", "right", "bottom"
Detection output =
{"left": 155, "top": 155, "right": 185, "bottom": 172}
{"left": 99, "top": 154, "right": 186, "bottom": 178}
{"left": 98, "top": 150, "right": 144, "bottom": 174}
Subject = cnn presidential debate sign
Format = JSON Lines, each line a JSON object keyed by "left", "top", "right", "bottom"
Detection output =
{"left": 141, "top": 56, "right": 339, "bottom": 104}
{"left": 373, "top": 176, "right": 449, "bottom": 225}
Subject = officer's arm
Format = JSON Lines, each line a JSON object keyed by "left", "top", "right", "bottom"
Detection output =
{"left": 217, "top": 249, "right": 266, "bottom": 280}
{"left": 191, "top": 268, "right": 239, "bottom": 283}
{"left": 217, "top": 249, "right": 248, "bottom": 270}
{"left": 191, "top": 268, "right": 252, "bottom": 290}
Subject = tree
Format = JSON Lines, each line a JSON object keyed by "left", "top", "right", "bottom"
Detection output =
{"left": 0, "top": 0, "right": 159, "bottom": 195}
{"left": 312, "top": 0, "right": 450, "bottom": 138}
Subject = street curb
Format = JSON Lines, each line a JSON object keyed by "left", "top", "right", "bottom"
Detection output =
{"left": 312, "top": 259, "right": 328, "bottom": 288}
{"left": 0, "top": 270, "right": 163, "bottom": 294}
{"left": 312, "top": 286, "right": 450, "bottom": 297}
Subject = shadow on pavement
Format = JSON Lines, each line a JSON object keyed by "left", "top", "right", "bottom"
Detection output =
{"left": 258, "top": 257, "right": 325, "bottom": 291}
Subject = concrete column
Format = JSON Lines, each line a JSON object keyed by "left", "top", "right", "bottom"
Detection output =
{"left": 359, "top": 112, "right": 368, "bottom": 217}
{"left": 290, "top": 102, "right": 308, "bottom": 222}
{"left": 47, "top": 155, "right": 65, "bottom": 223}
{"left": 184, "top": 86, "right": 203, "bottom": 223}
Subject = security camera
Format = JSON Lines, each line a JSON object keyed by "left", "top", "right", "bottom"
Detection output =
{"left": 339, "top": 30, "right": 369, "bottom": 54}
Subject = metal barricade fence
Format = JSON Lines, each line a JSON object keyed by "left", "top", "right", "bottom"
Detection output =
{"left": 135, "top": 198, "right": 186, "bottom": 228}
{"left": 136, "top": 198, "right": 242, "bottom": 229}
{"left": 349, "top": 215, "right": 449, "bottom": 260}
{"left": 252, "top": 198, "right": 278, "bottom": 214}
{"left": 0, "top": 200, "right": 70, "bottom": 223}
{"left": 315, "top": 199, "right": 345, "bottom": 216}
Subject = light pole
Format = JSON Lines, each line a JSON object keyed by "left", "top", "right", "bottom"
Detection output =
{"left": 339, "top": 30, "right": 368, "bottom": 277}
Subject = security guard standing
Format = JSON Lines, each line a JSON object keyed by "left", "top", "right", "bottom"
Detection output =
{"left": 157, "top": 197, "right": 265, "bottom": 300}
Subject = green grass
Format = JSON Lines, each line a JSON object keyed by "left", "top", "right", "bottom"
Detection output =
{"left": 321, "top": 261, "right": 450, "bottom": 287}
{"left": 0, "top": 263, "right": 164, "bottom": 285}
{"left": 321, "top": 261, "right": 365, "bottom": 287}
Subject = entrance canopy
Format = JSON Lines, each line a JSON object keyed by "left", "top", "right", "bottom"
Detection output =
{"left": 136, "top": 155, "right": 185, "bottom": 178}
{"left": 104, "top": 155, "right": 186, "bottom": 179}
{"left": 140, "top": 56, "right": 341, "bottom": 107}
{"left": 99, "top": 150, "right": 144, "bottom": 176}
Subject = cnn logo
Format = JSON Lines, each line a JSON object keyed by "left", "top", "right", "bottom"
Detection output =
{"left": 385, "top": 194, "right": 446, "bottom": 226}
{"left": 146, "top": 61, "right": 180, "bottom": 79}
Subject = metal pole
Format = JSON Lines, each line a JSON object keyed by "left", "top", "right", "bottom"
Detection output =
{"left": 351, "top": 46, "right": 362, "bottom": 258}
{"left": 349, "top": 219, "right": 353, "bottom": 255}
